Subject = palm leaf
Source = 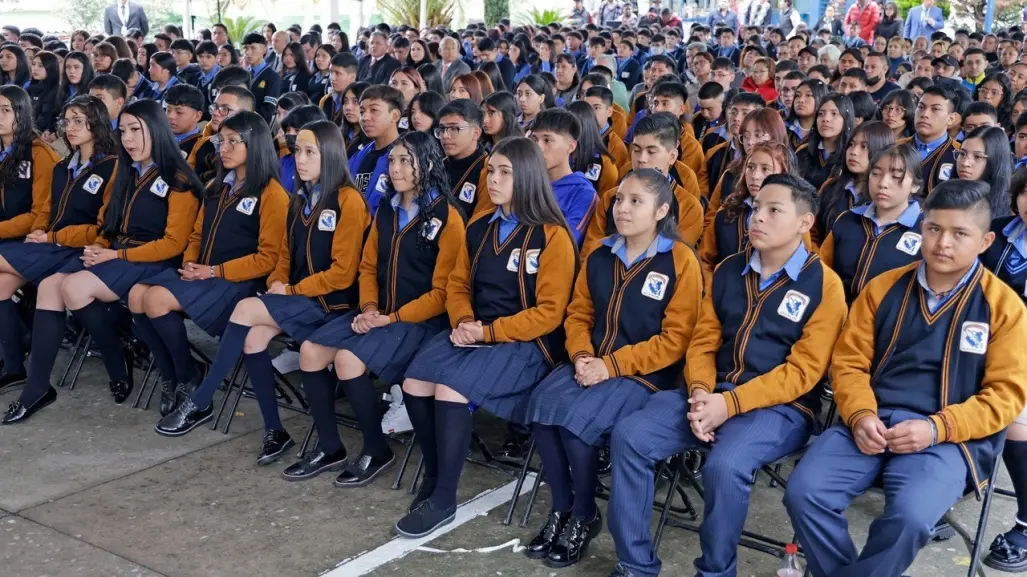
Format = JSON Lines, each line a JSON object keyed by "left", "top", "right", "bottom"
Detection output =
{"left": 377, "top": 0, "right": 457, "bottom": 28}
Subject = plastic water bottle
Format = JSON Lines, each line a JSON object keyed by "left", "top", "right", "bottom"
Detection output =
{"left": 776, "top": 543, "right": 803, "bottom": 577}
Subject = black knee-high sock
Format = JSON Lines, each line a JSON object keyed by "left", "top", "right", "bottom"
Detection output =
{"left": 1005, "top": 440, "right": 1027, "bottom": 543}
{"left": 532, "top": 423, "right": 573, "bottom": 512}
{"left": 340, "top": 374, "right": 391, "bottom": 459}
{"left": 17, "top": 310, "right": 66, "bottom": 404}
{"left": 0, "top": 299, "right": 25, "bottom": 375}
{"left": 405, "top": 394, "right": 438, "bottom": 480}
{"left": 431, "top": 400, "right": 472, "bottom": 510}
{"left": 133, "top": 313, "right": 175, "bottom": 382}
{"left": 71, "top": 300, "right": 127, "bottom": 382}
{"left": 245, "top": 351, "right": 283, "bottom": 432}
{"left": 301, "top": 369, "right": 343, "bottom": 454}
{"left": 191, "top": 322, "right": 248, "bottom": 408}
{"left": 561, "top": 428, "right": 598, "bottom": 520}
{"left": 149, "top": 313, "right": 195, "bottom": 384}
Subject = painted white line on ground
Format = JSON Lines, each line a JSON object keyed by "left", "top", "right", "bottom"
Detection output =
{"left": 417, "top": 538, "right": 526, "bottom": 554}
{"left": 324, "top": 473, "right": 537, "bottom": 576}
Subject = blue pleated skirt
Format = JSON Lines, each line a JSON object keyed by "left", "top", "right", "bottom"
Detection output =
{"left": 527, "top": 365, "right": 655, "bottom": 446}
{"left": 405, "top": 332, "right": 551, "bottom": 424}
{"left": 0, "top": 242, "right": 80, "bottom": 285}
{"left": 141, "top": 269, "right": 259, "bottom": 336}
{"left": 306, "top": 310, "right": 437, "bottom": 384}
{"left": 259, "top": 294, "right": 339, "bottom": 342}
{"left": 62, "top": 258, "right": 174, "bottom": 299}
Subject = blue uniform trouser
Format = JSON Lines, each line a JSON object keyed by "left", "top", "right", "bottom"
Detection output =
{"left": 783, "top": 410, "right": 968, "bottom": 577}
{"left": 609, "top": 389, "right": 813, "bottom": 577}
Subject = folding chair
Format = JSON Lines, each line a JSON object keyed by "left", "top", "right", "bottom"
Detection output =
{"left": 943, "top": 452, "right": 1003, "bottom": 577}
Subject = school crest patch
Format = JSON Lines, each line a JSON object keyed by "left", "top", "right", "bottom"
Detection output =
{"left": 959, "top": 321, "right": 989, "bottom": 355}
{"left": 524, "top": 249, "right": 540, "bottom": 274}
{"left": 459, "top": 182, "right": 476, "bottom": 203}
{"left": 17, "top": 161, "right": 30, "bottom": 179}
{"left": 507, "top": 248, "right": 521, "bottom": 272}
{"left": 258, "top": 80, "right": 266, "bottom": 89}
{"left": 641, "top": 272, "right": 669, "bottom": 301}
{"left": 777, "top": 290, "right": 810, "bottom": 322}
{"left": 318, "top": 209, "right": 337, "bottom": 231}
{"left": 237, "top": 196, "right": 258, "bottom": 215}
{"left": 375, "top": 174, "right": 390, "bottom": 194}
{"left": 585, "top": 163, "right": 601, "bottom": 181}
{"left": 83, "top": 174, "right": 104, "bottom": 194}
{"left": 151, "top": 177, "right": 169, "bottom": 198}
{"left": 938, "top": 163, "right": 953, "bottom": 181}
{"left": 895, "top": 232, "right": 922, "bottom": 256}
{"left": 424, "top": 217, "right": 442, "bottom": 241}
{"left": 399, "top": 117, "right": 410, "bottom": 130}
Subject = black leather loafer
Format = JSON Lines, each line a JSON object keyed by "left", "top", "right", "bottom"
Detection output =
{"left": 2, "top": 386, "right": 57, "bottom": 425}
{"left": 281, "top": 447, "right": 348, "bottom": 481}
{"left": 524, "top": 509, "right": 571, "bottom": 559}
{"left": 158, "top": 379, "right": 177, "bottom": 417}
{"left": 333, "top": 451, "right": 396, "bottom": 488}
{"left": 546, "top": 510, "right": 603, "bottom": 568}
{"left": 257, "top": 430, "right": 295, "bottom": 466}
{"left": 394, "top": 499, "right": 456, "bottom": 538}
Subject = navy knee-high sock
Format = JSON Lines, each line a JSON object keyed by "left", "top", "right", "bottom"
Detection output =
{"left": 17, "top": 310, "right": 66, "bottom": 404}
{"left": 561, "top": 428, "right": 598, "bottom": 520}
{"left": 244, "top": 351, "right": 284, "bottom": 432}
{"left": 405, "top": 394, "right": 438, "bottom": 481}
{"left": 1004, "top": 440, "right": 1027, "bottom": 545}
{"left": 301, "top": 369, "right": 343, "bottom": 454}
{"left": 149, "top": 313, "right": 195, "bottom": 384}
{"left": 0, "top": 299, "right": 25, "bottom": 375}
{"left": 532, "top": 423, "right": 573, "bottom": 512}
{"left": 431, "top": 400, "right": 472, "bottom": 510}
{"left": 132, "top": 313, "right": 175, "bottom": 382}
{"left": 340, "top": 374, "right": 391, "bottom": 459}
{"left": 71, "top": 300, "right": 127, "bottom": 382}
{"left": 191, "top": 322, "right": 248, "bottom": 408}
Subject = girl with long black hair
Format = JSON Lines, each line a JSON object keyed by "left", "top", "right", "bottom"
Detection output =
{"left": 0, "top": 95, "right": 121, "bottom": 424}
{"left": 278, "top": 104, "right": 327, "bottom": 194}
{"left": 408, "top": 91, "right": 445, "bottom": 134}
{"left": 128, "top": 110, "right": 288, "bottom": 434}
{"left": 0, "top": 44, "right": 31, "bottom": 89}
{"left": 795, "top": 92, "right": 855, "bottom": 191}
{"left": 306, "top": 44, "right": 336, "bottom": 103}
{"left": 281, "top": 41, "right": 312, "bottom": 95}
{"left": 393, "top": 136, "right": 577, "bottom": 538}
{"left": 341, "top": 81, "right": 370, "bottom": 157}
{"left": 28, "top": 51, "right": 60, "bottom": 137}
{"left": 56, "top": 52, "right": 95, "bottom": 108}
{"left": 481, "top": 91, "right": 521, "bottom": 150}
{"left": 955, "top": 126, "right": 1013, "bottom": 219}
{"left": 282, "top": 130, "right": 465, "bottom": 484}
{"left": 786, "top": 78, "right": 827, "bottom": 150}
{"left": 515, "top": 74, "right": 554, "bottom": 129}
{"left": 566, "top": 100, "right": 618, "bottom": 195}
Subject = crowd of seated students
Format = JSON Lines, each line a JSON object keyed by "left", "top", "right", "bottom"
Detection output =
{"left": 4, "top": 12, "right": 1027, "bottom": 576}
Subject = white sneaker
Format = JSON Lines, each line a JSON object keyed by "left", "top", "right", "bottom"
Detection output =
{"left": 382, "top": 402, "right": 412, "bottom": 434}
{"left": 271, "top": 349, "right": 301, "bottom": 374}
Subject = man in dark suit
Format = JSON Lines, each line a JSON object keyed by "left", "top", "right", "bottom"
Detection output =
{"left": 104, "top": 0, "right": 149, "bottom": 37}
{"left": 357, "top": 31, "right": 400, "bottom": 86}
{"left": 439, "top": 36, "right": 472, "bottom": 93}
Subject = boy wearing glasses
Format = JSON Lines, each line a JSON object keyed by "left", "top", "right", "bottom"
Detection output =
{"left": 188, "top": 86, "right": 255, "bottom": 184}
{"left": 437, "top": 99, "right": 491, "bottom": 218}
{"left": 170, "top": 39, "right": 201, "bottom": 87}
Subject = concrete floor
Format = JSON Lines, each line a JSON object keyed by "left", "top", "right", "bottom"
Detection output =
{"left": 0, "top": 339, "right": 1019, "bottom": 577}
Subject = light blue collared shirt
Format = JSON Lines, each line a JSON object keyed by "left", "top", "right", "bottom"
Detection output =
{"left": 1016, "top": 156, "right": 1027, "bottom": 171}
{"left": 742, "top": 243, "right": 809, "bottom": 291}
{"left": 250, "top": 60, "right": 268, "bottom": 78}
{"left": 223, "top": 169, "right": 245, "bottom": 195}
{"left": 851, "top": 200, "right": 921, "bottom": 236}
{"left": 845, "top": 180, "right": 860, "bottom": 204}
{"left": 913, "top": 133, "right": 948, "bottom": 161}
{"left": 390, "top": 189, "right": 439, "bottom": 229}
{"left": 298, "top": 183, "right": 322, "bottom": 217}
{"left": 132, "top": 161, "right": 155, "bottom": 178}
{"left": 1002, "top": 216, "right": 1027, "bottom": 261}
{"left": 198, "top": 65, "right": 220, "bottom": 86}
{"left": 0, "top": 144, "right": 12, "bottom": 165}
{"left": 67, "top": 150, "right": 92, "bottom": 179}
{"left": 602, "top": 234, "right": 675, "bottom": 267}
{"left": 787, "top": 120, "right": 809, "bottom": 141}
{"left": 175, "top": 127, "right": 200, "bottom": 143}
{"left": 917, "top": 259, "right": 979, "bottom": 313}
{"left": 489, "top": 207, "right": 519, "bottom": 243}
{"left": 156, "top": 75, "right": 178, "bottom": 99}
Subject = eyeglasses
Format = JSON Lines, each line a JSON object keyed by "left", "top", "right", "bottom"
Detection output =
{"left": 434, "top": 125, "right": 473, "bottom": 138}
{"left": 954, "top": 149, "right": 988, "bottom": 163}
{"left": 881, "top": 105, "right": 906, "bottom": 115}
{"left": 56, "top": 117, "right": 88, "bottom": 133}
{"left": 209, "top": 104, "right": 238, "bottom": 116}
{"left": 740, "top": 130, "right": 768, "bottom": 144}
{"left": 978, "top": 87, "right": 1004, "bottom": 99}
{"left": 218, "top": 135, "right": 246, "bottom": 150}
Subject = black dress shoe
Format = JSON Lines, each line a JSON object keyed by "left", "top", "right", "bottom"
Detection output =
{"left": 524, "top": 509, "right": 571, "bottom": 559}
{"left": 333, "top": 450, "right": 396, "bottom": 488}
{"left": 154, "top": 398, "right": 213, "bottom": 437}
{"left": 2, "top": 386, "right": 57, "bottom": 425}
{"left": 932, "top": 519, "right": 956, "bottom": 541}
{"left": 394, "top": 499, "right": 456, "bottom": 538}
{"left": 985, "top": 527, "right": 1027, "bottom": 572}
{"left": 597, "top": 446, "right": 612, "bottom": 476}
{"left": 409, "top": 477, "right": 437, "bottom": 512}
{"left": 109, "top": 347, "right": 136, "bottom": 403}
{"left": 175, "top": 373, "right": 201, "bottom": 407}
{"left": 159, "top": 379, "right": 177, "bottom": 417}
{"left": 257, "top": 429, "right": 295, "bottom": 466}
{"left": 496, "top": 433, "right": 532, "bottom": 463}
{"left": 281, "top": 446, "right": 348, "bottom": 481}
{"left": 546, "top": 510, "right": 603, "bottom": 568}
{"left": 0, "top": 371, "right": 27, "bottom": 391}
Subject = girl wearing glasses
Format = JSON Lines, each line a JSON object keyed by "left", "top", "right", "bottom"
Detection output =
{"left": 0, "top": 95, "right": 121, "bottom": 424}
{"left": 795, "top": 92, "right": 855, "bottom": 192}
{"left": 878, "top": 89, "right": 916, "bottom": 140}
{"left": 955, "top": 126, "right": 1013, "bottom": 219}
{"left": 282, "top": 131, "right": 464, "bottom": 485}
{"left": 129, "top": 110, "right": 289, "bottom": 436}
{"left": 156, "top": 120, "right": 369, "bottom": 467}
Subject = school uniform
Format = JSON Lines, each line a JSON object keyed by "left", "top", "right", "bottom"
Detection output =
{"left": 616, "top": 56, "right": 642, "bottom": 89}
{"left": 812, "top": 177, "right": 864, "bottom": 247}
{"left": 785, "top": 261, "right": 1027, "bottom": 577}
{"left": 249, "top": 61, "right": 283, "bottom": 125}
{"left": 700, "top": 121, "right": 727, "bottom": 153}
{"left": 703, "top": 169, "right": 737, "bottom": 231}
{"left": 0, "top": 139, "right": 61, "bottom": 240}
{"left": 787, "top": 119, "right": 811, "bottom": 150}
{"left": 678, "top": 124, "right": 708, "bottom": 198}
{"left": 603, "top": 126, "right": 629, "bottom": 169}
{"left": 982, "top": 216, "right": 1027, "bottom": 299}
{"left": 704, "top": 140, "right": 742, "bottom": 203}
{"left": 193, "top": 65, "right": 219, "bottom": 121}
{"left": 584, "top": 177, "right": 704, "bottom": 255}
{"left": 551, "top": 172, "right": 599, "bottom": 248}
{"left": 176, "top": 64, "right": 202, "bottom": 88}
{"left": 609, "top": 245, "right": 847, "bottom": 577}
{"left": 348, "top": 139, "right": 394, "bottom": 216}
{"left": 345, "top": 129, "right": 370, "bottom": 160}
{"left": 283, "top": 69, "right": 311, "bottom": 95}
{"left": 581, "top": 154, "right": 619, "bottom": 199}
{"left": 795, "top": 141, "right": 837, "bottom": 192}
{"left": 305, "top": 71, "right": 331, "bottom": 103}
{"left": 913, "top": 133, "right": 959, "bottom": 195}
{"left": 610, "top": 106, "right": 629, "bottom": 142}
{"left": 176, "top": 128, "right": 203, "bottom": 162}
{"left": 186, "top": 136, "right": 219, "bottom": 185}
{"left": 445, "top": 147, "right": 491, "bottom": 218}
{"left": 318, "top": 93, "right": 346, "bottom": 127}
{"left": 820, "top": 201, "right": 923, "bottom": 303}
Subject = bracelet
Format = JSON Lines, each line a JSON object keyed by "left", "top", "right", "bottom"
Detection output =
{"left": 929, "top": 419, "right": 938, "bottom": 447}
{"left": 209, "top": 265, "right": 215, "bottom": 279}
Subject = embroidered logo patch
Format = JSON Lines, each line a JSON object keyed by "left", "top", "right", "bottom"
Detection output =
{"left": 939, "top": 162, "right": 953, "bottom": 181}
{"left": 524, "top": 249, "right": 540, "bottom": 274}
{"left": 83, "top": 174, "right": 104, "bottom": 194}
{"left": 258, "top": 80, "right": 266, "bottom": 89}
{"left": 641, "top": 272, "right": 669, "bottom": 300}
{"left": 318, "top": 209, "right": 337, "bottom": 231}
{"left": 777, "top": 290, "right": 810, "bottom": 322}
{"left": 424, "top": 217, "right": 442, "bottom": 240}
{"left": 17, "top": 161, "right": 30, "bottom": 179}
{"left": 621, "top": 71, "right": 630, "bottom": 79}
{"left": 375, "top": 174, "right": 389, "bottom": 194}
{"left": 585, "top": 163, "right": 601, "bottom": 181}
{"left": 237, "top": 196, "right": 257, "bottom": 215}
{"left": 263, "top": 96, "right": 277, "bottom": 105}
{"left": 398, "top": 117, "right": 409, "bottom": 130}
{"left": 459, "top": 182, "right": 476, "bottom": 203}
{"left": 960, "top": 321, "right": 989, "bottom": 355}
{"left": 896, "top": 231, "right": 922, "bottom": 255}
{"left": 507, "top": 248, "right": 521, "bottom": 272}
{"left": 151, "top": 177, "right": 169, "bottom": 198}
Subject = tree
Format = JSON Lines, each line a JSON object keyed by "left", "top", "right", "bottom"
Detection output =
{"left": 949, "top": 0, "right": 1021, "bottom": 30}
{"left": 484, "top": 0, "right": 509, "bottom": 25}
{"left": 60, "top": 0, "right": 108, "bottom": 32}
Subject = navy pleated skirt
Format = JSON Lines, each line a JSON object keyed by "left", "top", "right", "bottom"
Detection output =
{"left": 528, "top": 365, "right": 655, "bottom": 446}
{"left": 405, "top": 332, "right": 551, "bottom": 424}
{"left": 62, "top": 258, "right": 174, "bottom": 299}
{"left": 306, "top": 310, "right": 438, "bottom": 384}
{"left": 141, "top": 269, "right": 259, "bottom": 336}
{"left": 259, "top": 294, "right": 339, "bottom": 342}
{"left": 0, "top": 242, "right": 80, "bottom": 285}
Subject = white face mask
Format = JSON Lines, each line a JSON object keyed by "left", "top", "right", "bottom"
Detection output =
{"left": 650, "top": 47, "right": 665, "bottom": 55}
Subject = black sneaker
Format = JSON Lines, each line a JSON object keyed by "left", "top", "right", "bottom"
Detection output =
{"left": 154, "top": 399, "right": 213, "bottom": 437}
{"left": 409, "top": 477, "right": 436, "bottom": 512}
{"left": 546, "top": 510, "right": 603, "bottom": 568}
{"left": 281, "top": 446, "right": 348, "bottom": 481}
{"left": 333, "top": 450, "right": 396, "bottom": 488}
{"left": 0, "top": 371, "right": 27, "bottom": 391}
{"left": 257, "top": 430, "right": 295, "bottom": 466}
{"left": 394, "top": 499, "right": 457, "bottom": 538}
{"left": 496, "top": 433, "right": 532, "bottom": 463}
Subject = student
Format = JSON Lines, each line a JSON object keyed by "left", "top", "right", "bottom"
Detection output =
{"left": 277, "top": 104, "right": 327, "bottom": 195}
{"left": 481, "top": 91, "right": 521, "bottom": 151}
{"left": 306, "top": 44, "right": 335, "bottom": 103}
{"left": 567, "top": 101, "right": 619, "bottom": 197}
{"left": 191, "top": 41, "right": 219, "bottom": 119}
{"left": 704, "top": 92, "right": 765, "bottom": 204}
{"left": 693, "top": 82, "right": 726, "bottom": 147}
{"left": 156, "top": 119, "right": 367, "bottom": 463}
{"left": 796, "top": 93, "right": 855, "bottom": 192}
{"left": 955, "top": 126, "right": 1012, "bottom": 219}
{"left": 787, "top": 78, "right": 827, "bottom": 150}
{"left": 1015, "top": 112, "right": 1027, "bottom": 171}
{"left": 187, "top": 86, "right": 256, "bottom": 184}
{"left": 644, "top": 81, "right": 706, "bottom": 195}
{"left": 339, "top": 81, "right": 370, "bottom": 157}
{"left": 170, "top": 39, "right": 200, "bottom": 86}
{"left": 583, "top": 86, "right": 628, "bottom": 169}
{"left": 391, "top": 136, "right": 576, "bottom": 538}
{"left": 56, "top": 52, "right": 95, "bottom": 109}
{"left": 27, "top": 51, "right": 60, "bottom": 137}
{"left": 86, "top": 74, "right": 127, "bottom": 130}
{"left": 879, "top": 89, "right": 915, "bottom": 140}
{"left": 960, "top": 102, "right": 999, "bottom": 135}
{"left": 280, "top": 42, "right": 311, "bottom": 97}
{"left": 606, "top": 172, "right": 847, "bottom": 577}
{"left": 347, "top": 85, "right": 403, "bottom": 216}
{"left": 525, "top": 168, "right": 703, "bottom": 568}
{"left": 318, "top": 52, "right": 357, "bottom": 126}
{"left": 283, "top": 131, "right": 464, "bottom": 484}
{"left": 820, "top": 144, "right": 924, "bottom": 302}
{"left": 407, "top": 91, "right": 445, "bottom": 134}
{"left": 849, "top": 91, "right": 877, "bottom": 126}
{"left": 912, "top": 85, "right": 960, "bottom": 195}
{"left": 515, "top": 74, "right": 553, "bottom": 129}
{"left": 241, "top": 33, "right": 283, "bottom": 125}
{"left": 128, "top": 111, "right": 288, "bottom": 432}
{"left": 435, "top": 99, "right": 490, "bottom": 217}
{"left": 144, "top": 52, "right": 178, "bottom": 106}
{"left": 528, "top": 108, "right": 599, "bottom": 247}
{"left": 163, "top": 84, "right": 205, "bottom": 159}
{"left": 815, "top": 121, "right": 896, "bottom": 245}
{"left": 785, "top": 180, "right": 1027, "bottom": 577}
{"left": 0, "top": 95, "right": 121, "bottom": 423}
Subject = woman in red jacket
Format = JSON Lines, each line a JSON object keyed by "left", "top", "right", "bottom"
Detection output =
{"left": 740, "top": 57, "right": 777, "bottom": 104}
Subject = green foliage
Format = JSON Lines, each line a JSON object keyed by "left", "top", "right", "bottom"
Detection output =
{"left": 221, "top": 16, "right": 260, "bottom": 44}
{"left": 518, "top": 7, "right": 566, "bottom": 26}
{"left": 59, "top": 0, "right": 107, "bottom": 32}
{"left": 377, "top": 0, "right": 456, "bottom": 28}
{"left": 484, "top": 0, "right": 509, "bottom": 26}
{"left": 896, "top": 0, "right": 951, "bottom": 20}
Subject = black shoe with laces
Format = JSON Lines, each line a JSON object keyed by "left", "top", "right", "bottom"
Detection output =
{"left": 154, "top": 398, "right": 213, "bottom": 437}
{"left": 108, "top": 347, "right": 136, "bottom": 404}
{"left": 546, "top": 510, "right": 603, "bottom": 568}
{"left": 333, "top": 450, "right": 396, "bottom": 488}
{"left": 524, "top": 509, "right": 571, "bottom": 559}
{"left": 257, "top": 430, "right": 295, "bottom": 466}
{"left": 409, "top": 477, "right": 436, "bottom": 512}
{"left": 606, "top": 564, "right": 644, "bottom": 577}
{"left": 159, "top": 379, "right": 177, "bottom": 417}
{"left": 2, "top": 386, "right": 57, "bottom": 425}
{"left": 394, "top": 499, "right": 457, "bottom": 538}
{"left": 281, "top": 446, "right": 348, "bottom": 481}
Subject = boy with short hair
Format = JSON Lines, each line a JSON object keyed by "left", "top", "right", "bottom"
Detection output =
{"left": 164, "top": 83, "right": 205, "bottom": 158}
{"left": 87, "top": 74, "right": 127, "bottom": 130}
{"left": 605, "top": 173, "right": 847, "bottom": 577}
{"left": 1015, "top": 112, "right": 1027, "bottom": 170}
{"left": 646, "top": 81, "right": 707, "bottom": 196}
{"left": 584, "top": 86, "right": 629, "bottom": 168}
{"left": 695, "top": 81, "right": 726, "bottom": 149}
{"left": 704, "top": 91, "right": 765, "bottom": 202}
{"left": 785, "top": 180, "right": 1027, "bottom": 577}
{"left": 193, "top": 40, "right": 220, "bottom": 119}
{"left": 912, "top": 85, "right": 960, "bottom": 194}
{"left": 437, "top": 99, "right": 491, "bottom": 217}
{"left": 348, "top": 85, "right": 404, "bottom": 216}
{"left": 320, "top": 52, "right": 358, "bottom": 126}
{"left": 241, "top": 32, "right": 282, "bottom": 125}
{"left": 170, "top": 39, "right": 200, "bottom": 86}
{"left": 961, "top": 102, "right": 999, "bottom": 135}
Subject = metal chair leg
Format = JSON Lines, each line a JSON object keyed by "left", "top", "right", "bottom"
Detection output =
{"left": 503, "top": 439, "right": 536, "bottom": 526}
{"left": 57, "top": 329, "right": 86, "bottom": 388}
{"left": 220, "top": 367, "right": 251, "bottom": 434}
{"left": 392, "top": 432, "right": 418, "bottom": 490}
{"left": 654, "top": 457, "right": 684, "bottom": 550}
{"left": 407, "top": 456, "right": 424, "bottom": 495}
{"left": 132, "top": 356, "right": 155, "bottom": 408}
{"left": 297, "top": 421, "right": 316, "bottom": 458}
{"left": 211, "top": 357, "right": 244, "bottom": 431}
{"left": 67, "top": 335, "right": 92, "bottom": 390}
{"left": 518, "top": 462, "right": 545, "bottom": 528}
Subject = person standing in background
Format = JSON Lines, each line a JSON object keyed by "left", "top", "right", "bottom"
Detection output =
{"left": 845, "top": 0, "right": 880, "bottom": 44}
{"left": 104, "top": 0, "right": 149, "bottom": 37}
{"left": 903, "top": 0, "right": 944, "bottom": 44}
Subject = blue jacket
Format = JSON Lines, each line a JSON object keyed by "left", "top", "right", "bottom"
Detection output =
{"left": 903, "top": 6, "right": 943, "bottom": 40}
{"left": 551, "top": 171, "right": 599, "bottom": 247}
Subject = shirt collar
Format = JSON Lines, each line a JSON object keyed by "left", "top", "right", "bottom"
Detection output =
{"left": 223, "top": 169, "right": 244, "bottom": 192}
{"left": 852, "top": 200, "right": 921, "bottom": 229}
{"left": 917, "top": 259, "right": 979, "bottom": 301}
{"left": 913, "top": 132, "right": 949, "bottom": 155}
{"left": 68, "top": 149, "right": 92, "bottom": 176}
{"left": 199, "top": 65, "right": 220, "bottom": 84}
{"left": 489, "top": 206, "right": 519, "bottom": 224}
{"left": 845, "top": 180, "right": 860, "bottom": 202}
{"left": 175, "top": 127, "right": 200, "bottom": 142}
{"left": 132, "top": 161, "right": 154, "bottom": 177}
{"left": 250, "top": 60, "right": 267, "bottom": 77}
{"left": 158, "top": 75, "right": 178, "bottom": 94}
{"left": 1003, "top": 216, "right": 1027, "bottom": 259}
{"left": 0, "top": 143, "right": 12, "bottom": 164}
{"left": 742, "top": 242, "right": 809, "bottom": 282}
{"left": 602, "top": 233, "right": 675, "bottom": 266}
